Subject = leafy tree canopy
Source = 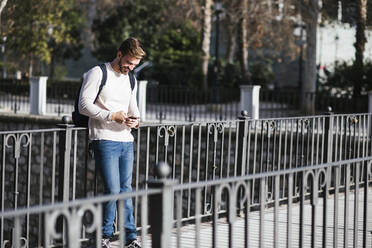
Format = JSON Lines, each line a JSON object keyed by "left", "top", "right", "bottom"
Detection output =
{"left": 4, "top": 0, "right": 85, "bottom": 71}
{"left": 319, "top": 60, "right": 372, "bottom": 96}
{"left": 322, "top": 0, "right": 372, "bottom": 26}
{"left": 92, "top": 0, "right": 167, "bottom": 61}
{"left": 91, "top": 0, "right": 202, "bottom": 85}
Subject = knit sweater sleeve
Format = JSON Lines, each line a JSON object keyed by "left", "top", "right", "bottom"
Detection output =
{"left": 78, "top": 66, "right": 111, "bottom": 121}
{"left": 127, "top": 78, "right": 140, "bottom": 118}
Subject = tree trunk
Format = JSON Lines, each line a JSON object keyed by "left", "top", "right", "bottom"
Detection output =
{"left": 49, "top": 51, "right": 55, "bottom": 80}
{"left": 201, "top": 0, "right": 213, "bottom": 91}
{"left": 226, "top": 31, "right": 237, "bottom": 64}
{"left": 225, "top": 13, "right": 237, "bottom": 64}
{"left": 301, "top": 0, "right": 319, "bottom": 114}
{"left": 239, "top": 0, "right": 250, "bottom": 84}
{"left": 0, "top": 0, "right": 8, "bottom": 14}
{"left": 266, "top": 0, "right": 272, "bottom": 16}
{"left": 353, "top": 0, "right": 367, "bottom": 98}
{"left": 29, "top": 55, "right": 33, "bottom": 78}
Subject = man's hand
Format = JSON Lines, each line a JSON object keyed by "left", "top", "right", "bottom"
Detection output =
{"left": 111, "top": 111, "right": 127, "bottom": 124}
{"left": 125, "top": 116, "right": 140, "bottom": 128}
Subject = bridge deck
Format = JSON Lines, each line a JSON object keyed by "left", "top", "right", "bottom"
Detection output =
{"left": 110, "top": 188, "right": 372, "bottom": 248}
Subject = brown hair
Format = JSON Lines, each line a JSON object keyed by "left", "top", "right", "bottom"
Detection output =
{"left": 118, "top": 37, "right": 146, "bottom": 59}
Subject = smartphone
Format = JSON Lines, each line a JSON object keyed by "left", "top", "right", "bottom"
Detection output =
{"left": 128, "top": 116, "right": 139, "bottom": 120}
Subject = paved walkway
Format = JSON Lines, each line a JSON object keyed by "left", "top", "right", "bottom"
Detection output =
{"left": 110, "top": 188, "right": 372, "bottom": 248}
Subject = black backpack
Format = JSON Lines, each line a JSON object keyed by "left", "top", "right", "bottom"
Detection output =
{"left": 72, "top": 64, "right": 136, "bottom": 127}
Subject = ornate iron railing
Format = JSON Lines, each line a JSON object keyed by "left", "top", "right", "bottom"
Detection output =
{"left": 0, "top": 78, "right": 369, "bottom": 120}
{"left": 146, "top": 85, "right": 240, "bottom": 122}
{"left": 1, "top": 157, "right": 372, "bottom": 247}
{"left": 1, "top": 113, "right": 372, "bottom": 246}
{"left": 0, "top": 79, "right": 29, "bottom": 114}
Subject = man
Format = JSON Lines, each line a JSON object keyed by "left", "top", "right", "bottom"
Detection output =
{"left": 79, "top": 37, "right": 145, "bottom": 248}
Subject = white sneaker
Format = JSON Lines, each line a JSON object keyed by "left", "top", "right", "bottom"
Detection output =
{"left": 101, "top": 238, "right": 111, "bottom": 248}
{"left": 126, "top": 239, "right": 141, "bottom": 248}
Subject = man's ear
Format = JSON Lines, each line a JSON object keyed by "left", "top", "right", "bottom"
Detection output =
{"left": 117, "top": 50, "right": 123, "bottom": 58}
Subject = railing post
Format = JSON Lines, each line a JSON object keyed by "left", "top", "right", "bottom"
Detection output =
{"left": 138, "top": 80, "right": 148, "bottom": 122}
{"left": 57, "top": 120, "right": 74, "bottom": 202}
{"left": 324, "top": 107, "right": 334, "bottom": 163}
{"left": 368, "top": 92, "right": 372, "bottom": 137}
{"left": 237, "top": 111, "right": 250, "bottom": 176}
{"left": 368, "top": 92, "right": 372, "bottom": 114}
{"left": 56, "top": 119, "right": 74, "bottom": 244}
{"left": 29, "top": 76, "right": 48, "bottom": 115}
{"left": 239, "top": 85, "right": 261, "bottom": 119}
{"left": 320, "top": 107, "right": 333, "bottom": 247}
{"left": 148, "top": 162, "right": 176, "bottom": 248}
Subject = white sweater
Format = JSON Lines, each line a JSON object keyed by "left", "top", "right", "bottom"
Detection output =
{"left": 78, "top": 63, "right": 140, "bottom": 142}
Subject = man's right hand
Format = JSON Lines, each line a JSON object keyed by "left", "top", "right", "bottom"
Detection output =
{"left": 111, "top": 111, "right": 127, "bottom": 124}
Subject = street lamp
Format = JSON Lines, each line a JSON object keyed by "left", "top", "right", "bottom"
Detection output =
{"left": 47, "top": 25, "right": 55, "bottom": 78}
{"left": 1, "top": 36, "right": 6, "bottom": 79}
{"left": 294, "top": 22, "right": 306, "bottom": 91}
{"left": 214, "top": 1, "right": 222, "bottom": 103}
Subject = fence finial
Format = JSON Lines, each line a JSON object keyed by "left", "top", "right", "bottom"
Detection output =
{"left": 155, "top": 162, "right": 171, "bottom": 179}
{"left": 62, "top": 115, "right": 70, "bottom": 124}
{"left": 241, "top": 110, "right": 249, "bottom": 117}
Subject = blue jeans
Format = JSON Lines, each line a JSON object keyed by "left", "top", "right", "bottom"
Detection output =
{"left": 93, "top": 140, "right": 137, "bottom": 242}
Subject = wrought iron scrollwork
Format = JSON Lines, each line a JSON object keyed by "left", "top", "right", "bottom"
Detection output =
{"left": 214, "top": 181, "right": 250, "bottom": 224}
{"left": 366, "top": 161, "right": 372, "bottom": 180}
{"left": 298, "top": 118, "right": 311, "bottom": 129}
{"left": 5, "top": 133, "right": 31, "bottom": 159}
{"left": 349, "top": 115, "right": 359, "bottom": 125}
{"left": 204, "top": 202, "right": 212, "bottom": 214}
{"left": 268, "top": 120, "right": 276, "bottom": 130}
{"left": 3, "top": 236, "right": 28, "bottom": 248}
{"left": 208, "top": 123, "right": 224, "bottom": 143}
{"left": 303, "top": 168, "right": 328, "bottom": 206}
{"left": 44, "top": 203, "right": 102, "bottom": 248}
{"left": 157, "top": 125, "right": 176, "bottom": 147}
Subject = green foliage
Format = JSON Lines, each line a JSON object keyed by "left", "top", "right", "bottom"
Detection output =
{"left": 213, "top": 59, "right": 274, "bottom": 88}
{"left": 51, "top": 6, "right": 85, "bottom": 62}
{"left": 319, "top": 60, "right": 372, "bottom": 97}
{"left": 92, "top": 0, "right": 167, "bottom": 61}
{"left": 144, "top": 21, "right": 203, "bottom": 86}
{"left": 219, "top": 62, "right": 242, "bottom": 88}
{"left": 322, "top": 0, "right": 372, "bottom": 26}
{"left": 321, "top": 0, "right": 338, "bottom": 21}
{"left": 53, "top": 65, "right": 68, "bottom": 80}
{"left": 91, "top": 0, "right": 203, "bottom": 86}
{"left": 249, "top": 60, "right": 275, "bottom": 87}
{"left": 5, "top": 0, "right": 84, "bottom": 66}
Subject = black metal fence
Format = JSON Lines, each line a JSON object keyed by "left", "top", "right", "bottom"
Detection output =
{"left": 0, "top": 78, "right": 370, "bottom": 121}
{"left": 0, "top": 79, "right": 80, "bottom": 116}
{"left": 1, "top": 113, "right": 372, "bottom": 246}
{"left": 146, "top": 84, "right": 240, "bottom": 122}
{"left": 1, "top": 156, "right": 371, "bottom": 247}
{"left": 0, "top": 79, "right": 29, "bottom": 114}
{"left": 46, "top": 82, "right": 79, "bottom": 116}
{"left": 315, "top": 93, "right": 368, "bottom": 114}
{"left": 260, "top": 90, "right": 369, "bottom": 118}
{"left": 260, "top": 89, "right": 301, "bottom": 118}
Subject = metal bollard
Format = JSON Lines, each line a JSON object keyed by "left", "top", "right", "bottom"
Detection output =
{"left": 147, "top": 162, "right": 177, "bottom": 248}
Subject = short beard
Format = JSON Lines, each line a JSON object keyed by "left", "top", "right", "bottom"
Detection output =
{"left": 118, "top": 58, "right": 129, "bottom": 74}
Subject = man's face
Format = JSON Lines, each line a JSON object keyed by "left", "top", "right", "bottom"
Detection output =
{"left": 118, "top": 52, "right": 141, "bottom": 75}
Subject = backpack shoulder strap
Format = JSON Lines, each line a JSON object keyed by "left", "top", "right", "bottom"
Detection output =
{"left": 128, "top": 71, "right": 136, "bottom": 91}
{"left": 93, "top": 64, "right": 107, "bottom": 103}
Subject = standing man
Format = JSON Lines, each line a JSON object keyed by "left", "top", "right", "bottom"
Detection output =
{"left": 79, "top": 37, "right": 145, "bottom": 248}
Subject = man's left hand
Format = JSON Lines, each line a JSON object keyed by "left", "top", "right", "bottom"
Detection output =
{"left": 125, "top": 116, "right": 140, "bottom": 128}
